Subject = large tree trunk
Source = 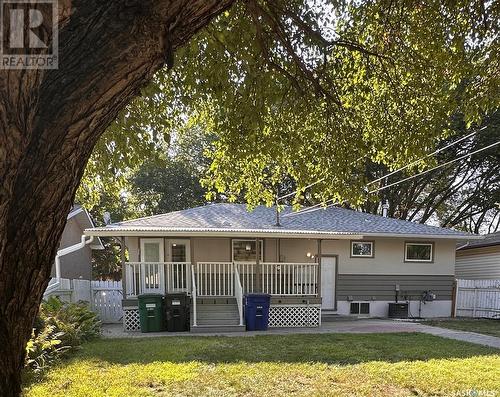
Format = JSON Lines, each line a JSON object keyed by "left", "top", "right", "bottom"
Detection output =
{"left": 0, "top": 1, "right": 234, "bottom": 395}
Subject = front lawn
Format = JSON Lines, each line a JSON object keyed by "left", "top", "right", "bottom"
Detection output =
{"left": 424, "top": 318, "right": 500, "bottom": 338}
{"left": 25, "top": 333, "right": 500, "bottom": 397}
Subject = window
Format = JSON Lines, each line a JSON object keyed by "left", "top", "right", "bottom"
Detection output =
{"left": 232, "top": 239, "right": 263, "bottom": 262}
{"left": 351, "top": 241, "right": 374, "bottom": 258}
{"left": 350, "top": 302, "right": 370, "bottom": 315}
{"left": 405, "top": 242, "right": 433, "bottom": 262}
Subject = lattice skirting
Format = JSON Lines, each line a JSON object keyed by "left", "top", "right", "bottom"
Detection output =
{"left": 269, "top": 304, "right": 321, "bottom": 327}
{"left": 123, "top": 307, "right": 140, "bottom": 331}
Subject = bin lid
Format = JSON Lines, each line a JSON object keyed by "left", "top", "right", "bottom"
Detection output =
{"left": 245, "top": 293, "right": 271, "bottom": 298}
{"left": 138, "top": 293, "right": 164, "bottom": 299}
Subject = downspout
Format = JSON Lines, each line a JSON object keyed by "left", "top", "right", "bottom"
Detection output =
{"left": 55, "top": 235, "right": 94, "bottom": 279}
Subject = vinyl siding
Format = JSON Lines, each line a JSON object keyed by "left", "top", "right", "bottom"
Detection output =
{"left": 455, "top": 246, "right": 500, "bottom": 279}
{"left": 336, "top": 274, "right": 454, "bottom": 301}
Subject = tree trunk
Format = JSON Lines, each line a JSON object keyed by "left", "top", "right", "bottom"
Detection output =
{"left": 0, "top": 0, "right": 234, "bottom": 395}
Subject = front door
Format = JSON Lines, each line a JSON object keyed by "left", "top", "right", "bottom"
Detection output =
{"left": 321, "top": 256, "right": 336, "bottom": 310}
{"left": 166, "top": 239, "right": 191, "bottom": 292}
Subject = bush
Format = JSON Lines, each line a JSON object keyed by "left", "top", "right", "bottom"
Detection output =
{"left": 25, "top": 297, "right": 101, "bottom": 375}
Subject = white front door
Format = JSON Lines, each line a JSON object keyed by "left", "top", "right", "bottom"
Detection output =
{"left": 140, "top": 238, "right": 165, "bottom": 293}
{"left": 321, "top": 256, "right": 336, "bottom": 310}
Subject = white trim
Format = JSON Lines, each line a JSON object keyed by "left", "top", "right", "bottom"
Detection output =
{"left": 351, "top": 241, "right": 374, "bottom": 257}
{"left": 232, "top": 239, "right": 263, "bottom": 262}
{"left": 140, "top": 238, "right": 165, "bottom": 262}
{"left": 84, "top": 228, "right": 478, "bottom": 240}
{"left": 405, "top": 242, "right": 433, "bottom": 262}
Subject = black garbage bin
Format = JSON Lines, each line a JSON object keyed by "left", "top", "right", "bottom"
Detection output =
{"left": 245, "top": 293, "right": 271, "bottom": 331}
{"left": 165, "top": 293, "right": 190, "bottom": 332}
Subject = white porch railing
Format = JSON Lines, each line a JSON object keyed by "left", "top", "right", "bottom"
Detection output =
{"left": 191, "top": 264, "right": 197, "bottom": 327}
{"left": 196, "top": 262, "right": 234, "bottom": 296}
{"left": 125, "top": 262, "right": 191, "bottom": 297}
{"left": 261, "top": 263, "right": 318, "bottom": 296}
{"left": 234, "top": 265, "right": 244, "bottom": 326}
{"left": 125, "top": 262, "right": 318, "bottom": 298}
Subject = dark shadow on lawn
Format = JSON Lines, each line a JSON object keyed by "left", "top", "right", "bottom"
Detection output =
{"left": 72, "top": 332, "right": 499, "bottom": 366}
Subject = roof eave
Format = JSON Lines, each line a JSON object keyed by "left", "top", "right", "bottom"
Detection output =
{"left": 84, "top": 227, "right": 479, "bottom": 240}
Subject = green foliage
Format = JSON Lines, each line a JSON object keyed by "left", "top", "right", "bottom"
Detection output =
{"left": 25, "top": 297, "right": 101, "bottom": 377}
{"left": 78, "top": 0, "right": 499, "bottom": 213}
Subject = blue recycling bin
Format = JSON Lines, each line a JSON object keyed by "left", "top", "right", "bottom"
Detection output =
{"left": 245, "top": 293, "right": 271, "bottom": 331}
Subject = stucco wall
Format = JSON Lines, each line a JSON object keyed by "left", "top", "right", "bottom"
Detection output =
{"left": 321, "top": 238, "right": 455, "bottom": 275}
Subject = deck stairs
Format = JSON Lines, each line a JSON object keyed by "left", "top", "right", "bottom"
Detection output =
{"left": 190, "top": 297, "right": 245, "bottom": 333}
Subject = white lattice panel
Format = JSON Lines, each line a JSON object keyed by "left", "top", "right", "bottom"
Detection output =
{"left": 269, "top": 305, "right": 321, "bottom": 327}
{"left": 123, "top": 308, "right": 140, "bottom": 331}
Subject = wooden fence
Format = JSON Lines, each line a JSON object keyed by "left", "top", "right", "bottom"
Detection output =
{"left": 44, "top": 278, "right": 123, "bottom": 324}
{"left": 455, "top": 279, "right": 500, "bottom": 318}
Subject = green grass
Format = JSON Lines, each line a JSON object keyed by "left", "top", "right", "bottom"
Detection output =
{"left": 424, "top": 318, "right": 500, "bottom": 337}
{"left": 25, "top": 333, "right": 500, "bottom": 397}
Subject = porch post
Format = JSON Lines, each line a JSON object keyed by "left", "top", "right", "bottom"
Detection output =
{"left": 255, "top": 237, "right": 261, "bottom": 293}
{"left": 317, "top": 239, "right": 322, "bottom": 297}
{"left": 120, "top": 236, "right": 126, "bottom": 297}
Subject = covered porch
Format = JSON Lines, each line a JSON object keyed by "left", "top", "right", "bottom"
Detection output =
{"left": 120, "top": 237, "right": 323, "bottom": 331}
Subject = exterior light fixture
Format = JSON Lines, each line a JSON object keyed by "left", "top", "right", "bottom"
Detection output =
{"left": 245, "top": 244, "right": 252, "bottom": 251}
{"left": 306, "top": 252, "right": 312, "bottom": 258}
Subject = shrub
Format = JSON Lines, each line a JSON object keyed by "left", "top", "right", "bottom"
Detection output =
{"left": 25, "top": 297, "right": 101, "bottom": 375}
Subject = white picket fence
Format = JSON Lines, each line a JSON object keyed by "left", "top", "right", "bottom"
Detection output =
{"left": 91, "top": 280, "right": 123, "bottom": 323}
{"left": 455, "top": 279, "right": 500, "bottom": 318}
{"left": 44, "top": 278, "right": 123, "bottom": 324}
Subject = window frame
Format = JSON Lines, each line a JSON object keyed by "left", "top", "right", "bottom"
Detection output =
{"left": 350, "top": 240, "right": 375, "bottom": 258}
{"left": 404, "top": 242, "right": 434, "bottom": 263}
{"left": 231, "top": 239, "right": 264, "bottom": 263}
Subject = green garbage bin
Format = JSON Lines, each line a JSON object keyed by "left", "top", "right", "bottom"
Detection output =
{"left": 138, "top": 294, "right": 165, "bottom": 332}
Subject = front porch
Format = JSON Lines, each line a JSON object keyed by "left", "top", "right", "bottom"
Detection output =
{"left": 122, "top": 261, "right": 321, "bottom": 331}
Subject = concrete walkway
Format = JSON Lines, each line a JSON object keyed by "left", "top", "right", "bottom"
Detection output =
{"left": 102, "top": 319, "right": 500, "bottom": 349}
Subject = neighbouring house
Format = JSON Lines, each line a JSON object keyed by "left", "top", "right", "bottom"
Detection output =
{"left": 84, "top": 203, "right": 480, "bottom": 332}
{"left": 456, "top": 232, "right": 500, "bottom": 279}
{"left": 51, "top": 204, "right": 104, "bottom": 280}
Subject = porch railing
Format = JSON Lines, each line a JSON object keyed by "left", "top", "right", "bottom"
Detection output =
{"left": 125, "top": 261, "right": 318, "bottom": 298}
{"left": 261, "top": 263, "right": 318, "bottom": 296}
{"left": 234, "top": 265, "right": 244, "bottom": 326}
{"left": 125, "top": 262, "right": 191, "bottom": 297}
{"left": 196, "top": 262, "right": 234, "bottom": 296}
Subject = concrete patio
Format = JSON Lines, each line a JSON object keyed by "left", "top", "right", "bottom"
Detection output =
{"left": 102, "top": 318, "right": 500, "bottom": 349}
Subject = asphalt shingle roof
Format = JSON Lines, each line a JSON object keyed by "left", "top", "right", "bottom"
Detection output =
{"left": 457, "top": 232, "right": 500, "bottom": 250}
{"left": 88, "top": 203, "right": 476, "bottom": 239}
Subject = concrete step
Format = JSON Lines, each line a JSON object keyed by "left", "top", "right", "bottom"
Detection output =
{"left": 190, "top": 324, "right": 245, "bottom": 333}
{"left": 196, "top": 317, "right": 241, "bottom": 326}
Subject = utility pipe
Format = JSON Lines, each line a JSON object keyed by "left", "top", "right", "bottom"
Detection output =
{"left": 55, "top": 235, "right": 94, "bottom": 279}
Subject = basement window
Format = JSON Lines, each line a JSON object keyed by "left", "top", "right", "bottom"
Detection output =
{"left": 350, "top": 302, "right": 370, "bottom": 315}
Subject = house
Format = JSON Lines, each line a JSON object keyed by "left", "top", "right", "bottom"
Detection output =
{"left": 51, "top": 204, "right": 104, "bottom": 280}
{"left": 84, "top": 203, "right": 480, "bottom": 332}
{"left": 456, "top": 232, "right": 500, "bottom": 279}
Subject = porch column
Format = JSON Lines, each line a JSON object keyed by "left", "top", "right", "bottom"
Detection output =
{"left": 317, "top": 239, "right": 322, "bottom": 297}
{"left": 255, "top": 237, "right": 261, "bottom": 293}
{"left": 120, "top": 236, "right": 126, "bottom": 297}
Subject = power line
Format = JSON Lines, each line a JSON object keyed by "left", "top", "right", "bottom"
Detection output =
{"left": 286, "top": 139, "right": 500, "bottom": 217}
{"left": 368, "top": 139, "right": 500, "bottom": 194}
{"left": 366, "top": 125, "right": 488, "bottom": 187}
{"left": 277, "top": 155, "right": 368, "bottom": 202}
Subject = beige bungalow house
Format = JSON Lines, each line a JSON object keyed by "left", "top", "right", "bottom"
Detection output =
{"left": 84, "top": 203, "right": 480, "bottom": 332}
